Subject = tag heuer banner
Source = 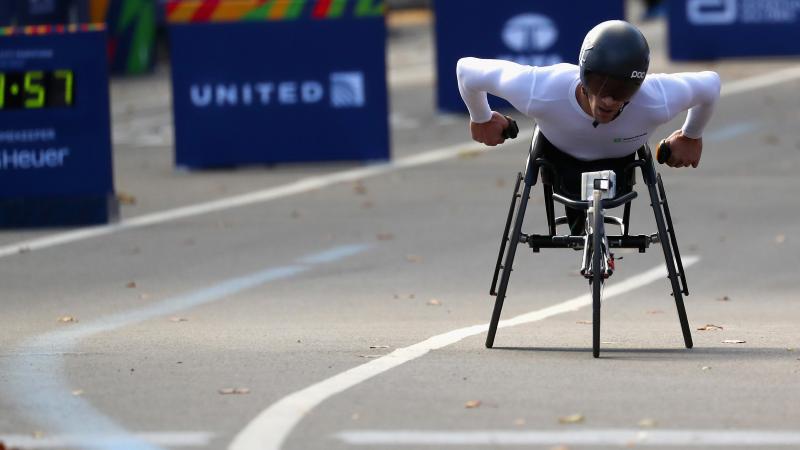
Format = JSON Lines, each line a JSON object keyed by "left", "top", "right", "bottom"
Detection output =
{"left": 0, "top": 25, "right": 117, "bottom": 227}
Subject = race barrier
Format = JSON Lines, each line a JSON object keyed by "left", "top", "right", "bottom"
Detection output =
{"left": 0, "top": 25, "right": 118, "bottom": 227}
{"left": 433, "top": 0, "right": 625, "bottom": 112}
{"left": 167, "top": 0, "right": 390, "bottom": 169}
{"left": 669, "top": 0, "right": 800, "bottom": 60}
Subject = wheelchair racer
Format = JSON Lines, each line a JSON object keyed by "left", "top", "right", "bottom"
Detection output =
{"left": 457, "top": 20, "right": 720, "bottom": 234}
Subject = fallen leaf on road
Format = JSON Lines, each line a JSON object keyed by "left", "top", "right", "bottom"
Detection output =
{"left": 218, "top": 387, "right": 250, "bottom": 395}
{"left": 717, "top": 296, "right": 731, "bottom": 302}
{"left": 427, "top": 299, "right": 442, "bottom": 306}
{"left": 638, "top": 418, "right": 657, "bottom": 428}
{"left": 353, "top": 181, "right": 368, "bottom": 195}
{"left": 558, "top": 413, "right": 584, "bottom": 424}
{"left": 576, "top": 320, "right": 592, "bottom": 325}
{"left": 722, "top": 339, "right": 746, "bottom": 344}
{"left": 496, "top": 178, "right": 506, "bottom": 188}
{"left": 139, "top": 293, "right": 151, "bottom": 300}
{"left": 58, "top": 316, "right": 78, "bottom": 323}
{"left": 32, "top": 431, "right": 44, "bottom": 439}
{"left": 763, "top": 135, "right": 780, "bottom": 146}
{"left": 351, "top": 413, "right": 360, "bottom": 421}
{"left": 376, "top": 233, "right": 394, "bottom": 241}
{"left": 369, "top": 345, "right": 390, "bottom": 349}
{"left": 71, "top": 389, "right": 84, "bottom": 396}
{"left": 697, "top": 324, "right": 723, "bottom": 331}
{"left": 513, "top": 418, "right": 526, "bottom": 426}
{"left": 775, "top": 234, "right": 786, "bottom": 244}
{"left": 647, "top": 310, "right": 664, "bottom": 314}
{"left": 170, "top": 317, "right": 188, "bottom": 323}
{"left": 126, "top": 282, "right": 137, "bottom": 289}
{"left": 465, "top": 400, "right": 481, "bottom": 409}
{"left": 405, "top": 254, "right": 423, "bottom": 263}
{"left": 116, "top": 192, "right": 137, "bottom": 205}
{"left": 458, "top": 149, "right": 482, "bottom": 159}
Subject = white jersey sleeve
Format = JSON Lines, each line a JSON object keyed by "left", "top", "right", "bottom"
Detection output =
{"left": 456, "top": 57, "right": 536, "bottom": 123}
{"left": 653, "top": 71, "right": 721, "bottom": 139}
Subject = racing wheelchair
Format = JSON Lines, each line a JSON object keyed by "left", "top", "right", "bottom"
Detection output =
{"left": 487, "top": 122, "right": 692, "bottom": 358}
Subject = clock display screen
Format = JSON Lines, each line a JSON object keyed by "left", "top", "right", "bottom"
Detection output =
{"left": 0, "top": 70, "right": 75, "bottom": 110}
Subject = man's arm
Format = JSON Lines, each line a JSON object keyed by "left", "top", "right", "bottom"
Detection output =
{"left": 457, "top": 57, "right": 535, "bottom": 146}
{"left": 657, "top": 71, "right": 721, "bottom": 168}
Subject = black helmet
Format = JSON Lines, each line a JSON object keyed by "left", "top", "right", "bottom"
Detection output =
{"left": 579, "top": 20, "right": 650, "bottom": 101}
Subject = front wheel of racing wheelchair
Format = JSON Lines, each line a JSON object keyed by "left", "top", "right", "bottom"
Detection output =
{"left": 486, "top": 125, "right": 693, "bottom": 358}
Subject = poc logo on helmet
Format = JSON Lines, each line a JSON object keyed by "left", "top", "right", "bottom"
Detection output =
{"left": 630, "top": 70, "right": 646, "bottom": 79}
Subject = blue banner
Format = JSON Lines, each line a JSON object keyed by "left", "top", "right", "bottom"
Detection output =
{"left": 169, "top": 15, "right": 390, "bottom": 169}
{"left": 669, "top": 0, "right": 800, "bottom": 60}
{"left": 434, "top": 0, "right": 625, "bottom": 112}
{"left": 0, "top": 28, "right": 117, "bottom": 227}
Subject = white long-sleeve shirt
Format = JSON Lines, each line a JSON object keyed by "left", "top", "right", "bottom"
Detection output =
{"left": 456, "top": 58, "right": 721, "bottom": 161}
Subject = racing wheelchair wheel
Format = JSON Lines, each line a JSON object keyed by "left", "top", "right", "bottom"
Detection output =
{"left": 591, "top": 200, "right": 605, "bottom": 358}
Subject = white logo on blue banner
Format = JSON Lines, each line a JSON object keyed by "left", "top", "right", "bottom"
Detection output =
{"left": 330, "top": 72, "right": 365, "bottom": 108}
{"left": 502, "top": 14, "right": 558, "bottom": 52}
{"left": 688, "top": 0, "right": 737, "bottom": 25}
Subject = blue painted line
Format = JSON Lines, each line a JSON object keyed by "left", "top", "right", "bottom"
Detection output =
{"left": 2, "top": 243, "right": 373, "bottom": 450}
{"left": 705, "top": 121, "right": 758, "bottom": 143}
{"left": 297, "top": 243, "right": 372, "bottom": 265}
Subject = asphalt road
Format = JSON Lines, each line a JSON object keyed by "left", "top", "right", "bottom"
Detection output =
{"left": 1, "top": 6, "right": 799, "bottom": 450}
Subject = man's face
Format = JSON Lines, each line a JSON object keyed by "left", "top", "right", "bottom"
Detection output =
{"left": 587, "top": 92, "right": 627, "bottom": 124}
{"left": 583, "top": 72, "right": 641, "bottom": 123}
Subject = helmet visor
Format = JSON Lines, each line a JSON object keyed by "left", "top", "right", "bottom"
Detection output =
{"left": 583, "top": 71, "right": 641, "bottom": 102}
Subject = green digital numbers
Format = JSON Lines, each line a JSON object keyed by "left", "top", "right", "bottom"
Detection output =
{"left": 0, "top": 70, "right": 76, "bottom": 110}
{"left": 55, "top": 70, "right": 73, "bottom": 105}
{"left": 24, "top": 71, "right": 45, "bottom": 109}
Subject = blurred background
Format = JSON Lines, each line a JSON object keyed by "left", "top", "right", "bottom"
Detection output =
{"left": 1, "top": 0, "right": 797, "bottom": 230}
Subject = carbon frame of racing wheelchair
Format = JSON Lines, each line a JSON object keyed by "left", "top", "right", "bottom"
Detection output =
{"left": 486, "top": 126, "right": 693, "bottom": 352}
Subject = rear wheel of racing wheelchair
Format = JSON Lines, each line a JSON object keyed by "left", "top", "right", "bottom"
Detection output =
{"left": 590, "top": 195, "right": 605, "bottom": 358}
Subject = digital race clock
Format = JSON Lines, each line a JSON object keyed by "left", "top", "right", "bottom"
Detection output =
{"left": 0, "top": 24, "right": 117, "bottom": 227}
{"left": 0, "top": 70, "right": 74, "bottom": 109}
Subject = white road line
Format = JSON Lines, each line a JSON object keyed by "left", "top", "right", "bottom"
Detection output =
{"left": 229, "top": 257, "right": 699, "bottom": 450}
{"left": 0, "top": 139, "right": 491, "bottom": 260}
{"left": 1, "top": 244, "right": 372, "bottom": 450}
{"left": 0, "top": 432, "right": 214, "bottom": 448}
{"left": 335, "top": 429, "right": 800, "bottom": 446}
{"left": 721, "top": 65, "right": 800, "bottom": 96}
{"left": 1, "top": 66, "right": 798, "bottom": 260}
